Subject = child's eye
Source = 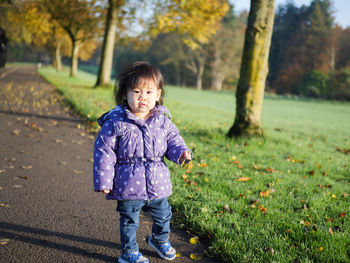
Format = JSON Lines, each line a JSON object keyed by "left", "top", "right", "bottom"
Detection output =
{"left": 133, "top": 90, "right": 140, "bottom": 94}
{"left": 147, "top": 91, "right": 152, "bottom": 94}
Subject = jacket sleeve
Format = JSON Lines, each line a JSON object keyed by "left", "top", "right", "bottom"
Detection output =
{"left": 93, "top": 119, "right": 118, "bottom": 191}
{"left": 164, "top": 119, "right": 191, "bottom": 166}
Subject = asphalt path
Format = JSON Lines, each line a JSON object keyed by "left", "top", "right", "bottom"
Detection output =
{"left": 0, "top": 66, "right": 221, "bottom": 263}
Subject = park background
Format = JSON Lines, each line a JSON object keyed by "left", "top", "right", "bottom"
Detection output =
{"left": 1, "top": 0, "right": 350, "bottom": 262}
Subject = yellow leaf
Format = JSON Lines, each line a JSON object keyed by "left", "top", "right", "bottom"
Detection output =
{"left": 197, "top": 163, "right": 208, "bottom": 168}
{"left": 331, "top": 194, "right": 336, "bottom": 199}
{"left": 0, "top": 239, "right": 11, "bottom": 245}
{"left": 20, "top": 165, "right": 32, "bottom": 170}
{"left": 176, "top": 252, "right": 182, "bottom": 257}
{"left": 190, "top": 253, "right": 202, "bottom": 260}
{"left": 236, "top": 177, "right": 251, "bottom": 182}
{"left": 201, "top": 207, "right": 208, "bottom": 213}
{"left": 204, "top": 177, "right": 209, "bottom": 183}
{"left": 189, "top": 236, "right": 199, "bottom": 245}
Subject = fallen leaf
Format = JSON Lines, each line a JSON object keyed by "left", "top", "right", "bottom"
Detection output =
{"left": 264, "top": 247, "right": 275, "bottom": 255}
{"left": 0, "top": 239, "right": 11, "bottom": 245}
{"left": 329, "top": 227, "right": 334, "bottom": 235}
{"left": 197, "top": 163, "right": 208, "bottom": 168}
{"left": 201, "top": 207, "right": 208, "bottom": 213}
{"left": 19, "top": 175, "right": 29, "bottom": 180}
{"left": 20, "top": 165, "right": 32, "bottom": 170}
{"left": 236, "top": 177, "right": 251, "bottom": 182}
{"left": 0, "top": 204, "right": 9, "bottom": 208}
{"left": 258, "top": 205, "right": 267, "bottom": 214}
{"left": 260, "top": 190, "right": 270, "bottom": 197}
{"left": 74, "top": 169, "right": 82, "bottom": 175}
{"left": 189, "top": 253, "right": 202, "bottom": 260}
{"left": 176, "top": 252, "right": 182, "bottom": 257}
{"left": 189, "top": 236, "right": 199, "bottom": 245}
{"left": 338, "top": 212, "right": 346, "bottom": 218}
{"left": 265, "top": 167, "right": 275, "bottom": 173}
{"left": 86, "top": 248, "right": 102, "bottom": 254}
{"left": 12, "top": 130, "right": 20, "bottom": 136}
{"left": 224, "top": 204, "right": 230, "bottom": 212}
{"left": 336, "top": 147, "right": 350, "bottom": 155}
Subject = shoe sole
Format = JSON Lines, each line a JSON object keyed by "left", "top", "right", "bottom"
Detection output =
{"left": 147, "top": 237, "right": 176, "bottom": 261}
{"left": 118, "top": 256, "right": 149, "bottom": 263}
{"left": 118, "top": 258, "right": 128, "bottom": 263}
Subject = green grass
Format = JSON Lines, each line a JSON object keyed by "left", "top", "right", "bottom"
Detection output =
{"left": 38, "top": 66, "right": 350, "bottom": 263}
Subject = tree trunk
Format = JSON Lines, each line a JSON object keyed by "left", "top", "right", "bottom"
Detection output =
{"left": 70, "top": 39, "right": 81, "bottom": 77}
{"left": 95, "top": 0, "right": 121, "bottom": 87}
{"left": 211, "top": 74, "right": 225, "bottom": 91}
{"left": 227, "top": 0, "right": 275, "bottom": 137}
{"left": 55, "top": 38, "right": 63, "bottom": 71}
{"left": 196, "top": 58, "right": 205, "bottom": 91}
{"left": 211, "top": 47, "right": 224, "bottom": 91}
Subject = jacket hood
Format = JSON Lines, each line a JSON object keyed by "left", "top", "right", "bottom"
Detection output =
{"left": 97, "top": 105, "right": 124, "bottom": 126}
{"left": 97, "top": 105, "right": 171, "bottom": 127}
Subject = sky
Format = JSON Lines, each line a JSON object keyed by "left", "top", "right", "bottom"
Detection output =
{"left": 232, "top": 0, "right": 350, "bottom": 28}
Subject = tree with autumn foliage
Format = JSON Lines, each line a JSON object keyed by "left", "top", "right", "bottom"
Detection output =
{"left": 3, "top": 0, "right": 65, "bottom": 70}
{"left": 149, "top": 0, "right": 229, "bottom": 90}
{"left": 43, "top": 0, "right": 100, "bottom": 77}
{"left": 227, "top": 0, "right": 275, "bottom": 137}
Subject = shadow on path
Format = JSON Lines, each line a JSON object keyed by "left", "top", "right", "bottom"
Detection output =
{"left": 0, "top": 222, "right": 118, "bottom": 262}
{"left": 0, "top": 110, "right": 81, "bottom": 123}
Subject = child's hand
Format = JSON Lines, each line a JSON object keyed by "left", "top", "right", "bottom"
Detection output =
{"left": 179, "top": 151, "right": 192, "bottom": 165}
{"left": 101, "top": 190, "right": 111, "bottom": 194}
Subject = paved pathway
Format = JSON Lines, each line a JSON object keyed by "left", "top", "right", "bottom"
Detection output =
{"left": 0, "top": 66, "right": 220, "bottom": 263}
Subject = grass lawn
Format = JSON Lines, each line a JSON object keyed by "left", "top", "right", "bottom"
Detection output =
{"left": 38, "top": 66, "right": 350, "bottom": 263}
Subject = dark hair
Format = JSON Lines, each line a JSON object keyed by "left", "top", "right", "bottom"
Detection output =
{"left": 114, "top": 61, "right": 164, "bottom": 106}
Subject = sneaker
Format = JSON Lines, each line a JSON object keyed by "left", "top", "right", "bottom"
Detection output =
{"left": 118, "top": 251, "right": 149, "bottom": 263}
{"left": 146, "top": 235, "right": 176, "bottom": 260}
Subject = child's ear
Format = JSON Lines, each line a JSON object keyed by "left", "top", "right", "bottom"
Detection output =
{"left": 156, "top": 89, "right": 162, "bottom": 101}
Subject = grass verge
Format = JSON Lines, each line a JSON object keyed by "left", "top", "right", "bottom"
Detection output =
{"left": 38, "top": 66, "right": 350, "bottom": 263}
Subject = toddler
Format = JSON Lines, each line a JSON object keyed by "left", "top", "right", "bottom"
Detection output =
{"left": 93, "top": 61, "right": 192, "bottom": 263}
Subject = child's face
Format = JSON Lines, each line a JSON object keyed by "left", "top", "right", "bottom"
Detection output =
{"left": 126, "top": 80, "right": 161, "bottom": 119}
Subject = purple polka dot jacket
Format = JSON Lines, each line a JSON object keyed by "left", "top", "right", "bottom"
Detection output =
{"left": 93, "top": 105, "right": 191, "bottom": 200}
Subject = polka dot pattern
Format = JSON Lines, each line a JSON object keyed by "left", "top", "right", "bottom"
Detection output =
{"left": 93, "top": 105, "right": 191, "bottom": 200}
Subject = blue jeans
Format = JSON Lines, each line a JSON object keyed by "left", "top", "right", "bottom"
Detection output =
{"left": 116, "top": 197, "right": 172, "bottom": 254}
